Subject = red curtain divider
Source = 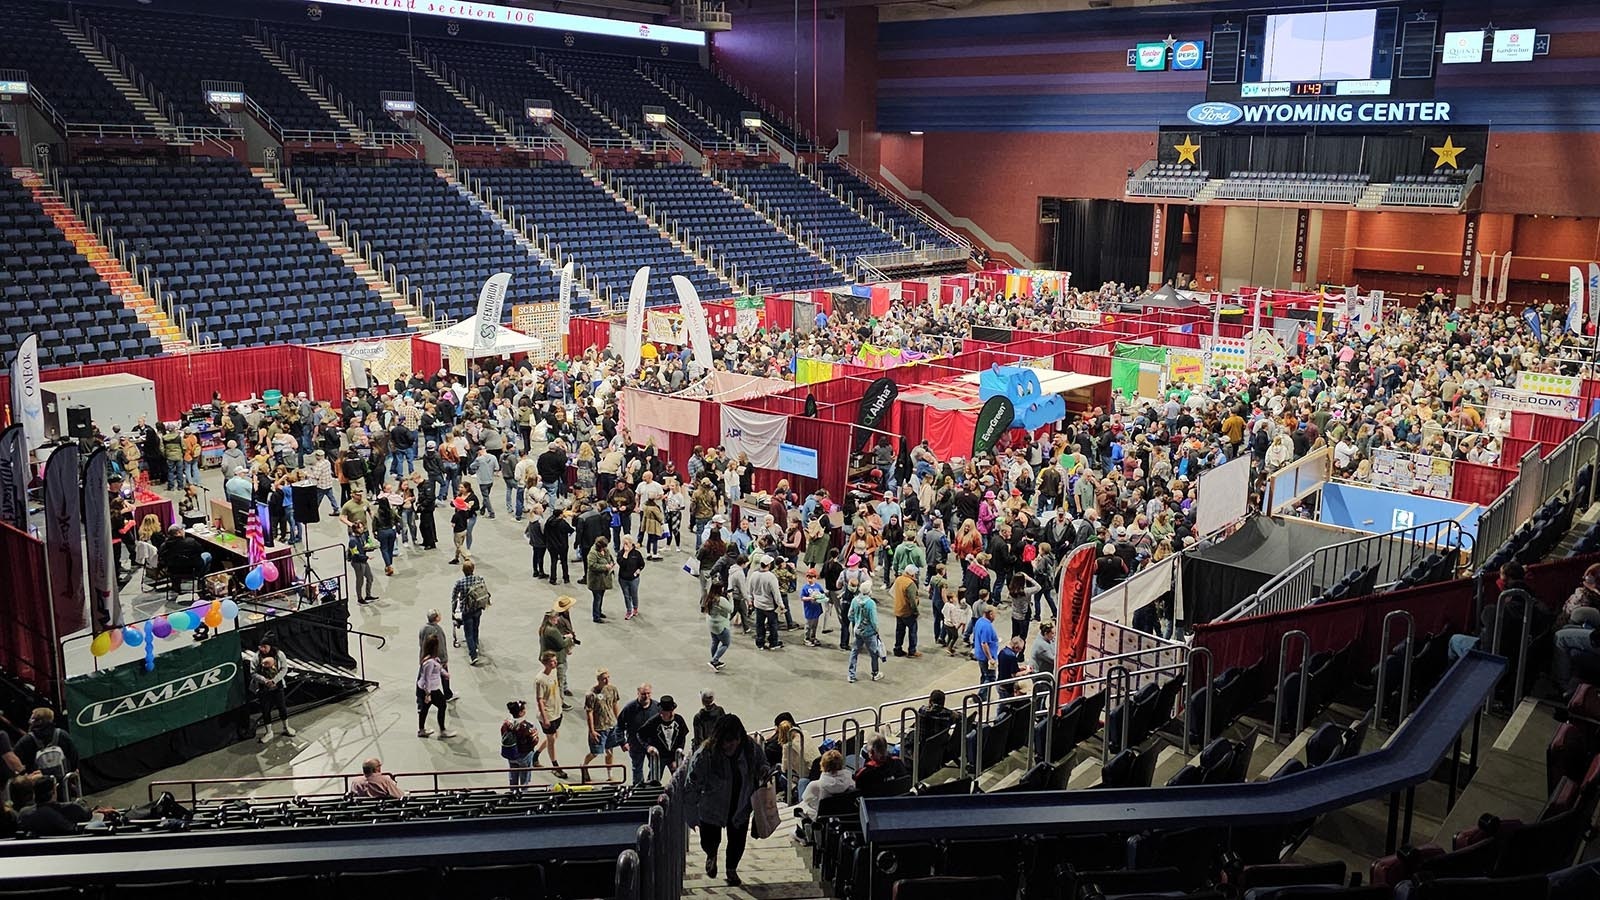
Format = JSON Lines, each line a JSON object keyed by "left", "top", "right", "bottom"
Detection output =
{"left": 1500, "top": 436, "right": 1545, "bottom": 464}
{"left": 1452, "top": 460, "right": 1515, "bottom": 506}
{"left": 0, "top": 523, "right": 57, "bottom": 703}
{"left": 410, "top": 335, "right": 442, "bottom": 379}
{"left": 567, "top": 317, "right": 612, "bottom": 353}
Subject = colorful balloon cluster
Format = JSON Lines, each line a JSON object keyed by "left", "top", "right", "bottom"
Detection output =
{"left": 243, "top": 561, "right": 279, "bottom": 592}
{"left": 88, "top": 597, "right": 242, "bottom": 663}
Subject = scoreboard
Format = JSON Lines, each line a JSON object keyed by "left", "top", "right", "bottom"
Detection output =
{"left": 1240, "top": 78, "right": 1394, "bottom": 99}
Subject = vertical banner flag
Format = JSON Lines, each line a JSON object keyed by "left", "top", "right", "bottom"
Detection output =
{"left": 82, "top": 447, "right": 121, "bottom": 633}
{"left": 472, "top": 272, "right": 512, "bottom": 352}
{"left": 1498, "top": 252, "right": 1512, "bottom": 305}
{"left": 557, "top": 261, "right": 574, "bottom": 337}
{"left": 43, "top": 444, "right": 87, "bottom": 636}
{"left": 972, "top": 396, "right": 1016, "bottom": 457}
{"left": 1569, "top": 266, "right": 1585, "bottom": 334}
{"left": 622, "top": 266, "right": 649, "bottom": 376}
{"left": 1470, "top": 252, "right": 1483, "bottom": 303}
{"left": 671, "top": 274, "right": 715, "bottom": 370}
{"left": 1523, "top": 306, "right": 1544, "bottom": 344}
{"left": 1588, "top": 263, "right": 1600, "bottom": 329}
{"left": 1480, "top": 252, "right": 1494, "bottom": 305}
{"left": 0, "top": 425, "right": 27, "bottom": 533}
{"left": 854, "top": 376, "right": 899, "bottom": 452}
{"left": 9, "top": 334, "right": 45, "bottom": 457}
{"left": 803, "top": 393, "right": 818, "bottom": 418}
{"left": 1292, "top": 209, "right": 1309, "bottom": 280}
{"left": 1055, "top": 544, "right": 1099, "bottom": 706}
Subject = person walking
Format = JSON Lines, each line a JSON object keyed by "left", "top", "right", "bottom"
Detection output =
{"left": 534, "top": 651, "right": 569, "bottom": 778}
{"left": 704, "top": 582, "right": 733, "bottom": 671}
{"left": 1006, "top": 571, "right": 1043, "bottom": 641}
{"left": 416, "top": 634, "right": 454, "bottom": 738}
{"left": 448, "top": 483, "right": 479, "bottom": 565}
{"left": 416, "top": 472, "right": 439, "bottom": 551}
{"left": 639, "top": 695, "right": 688, "bottom": 782}
{"left": 419, "top": 609, "right": 454, "bottom": 702}
{"left": 252, "top": 640, "right": 295, "bottom": 743}
{"left": 749, "top": 555, "right": 784, "bottom": 650}
{"left": 891, "top": 565, "right": 921, "bottom": 658}
{"left": 347, "top": 521, "right": 377, "bottom": 605}
{"left": 545, "top": 508, "right": 574, "bottom": 585}
{"left": 679, "top": 713, "right": 768, "bottom": 887}
{"left": 501, "top": 700, "right": 542, "bottom": 786}
{"left": 973, "top": 606, "right": 1000, "bottom": 701}
{"left": 848, "top": 583, "right": 883, "bottom": 683}
{"left": 618, "top": 682, "right": 659, "bottom": 784}
{"left": 525, "top": 504, "right": 549, "bottom": 580}
{"left": 585, "top": 535, "right": 617, "bottom": 623}
{"left": 373, "top": 494, "right": 400, "bottom": 577}
{"left": 451, "top": 561, "right": 492, "bottom": 666}
{"left": 540, "top": 605, "right": 576, "bottom": 701}
{"left": 617, "top": 535, "right": 646, "bottom": 620}
{"left": 582, "top": 668, "right": 623, "bottom": 782}
{"left": 470, "top": 447, "right": 498, "bottom": 518}
{"left": 693, "top": 691, "right": 726, "bottom": 747}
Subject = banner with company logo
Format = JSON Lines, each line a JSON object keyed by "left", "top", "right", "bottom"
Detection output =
{"left": 82, "top": 447, "right": 121, "bottom": 634}
{"left": 1171, "top": 40, "right": 1205, "bottom": 71}
{"left": 1055, "top": 544, "right": 1099, "bottom": 707}
{"left": 720, "top": 406, "right": 788, "bottom": 469}
{"left": 557, "top": 261, "right": 574, "bottom": 338}
{"left": 0, "top": 425, "right": 26, "bottom": 534}
{"left": 66, "top": 630, "right": 244, "bottom": 758}
{"left": 472, "top": 272, "right": 512, "bottom": 352}
{"left": 9, "top": 333, "right": 44, "bottom": 456}
{"left": 1488, "top": 386, "right": 1582, "bottom": 420}
{"left": 44, "top": 444, "right": 86, "bottom": 636}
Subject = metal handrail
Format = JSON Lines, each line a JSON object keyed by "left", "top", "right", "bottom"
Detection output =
{"left": 1183, "top": 646, "right": 1215, "bottom": 756}
{"left": 1103, "top": 665, "right": 1132, "bottom": 766}
{"left": 1375, "top": 609, "right": 1415, "bottom": 725}
{"left": 1272, "top": 630, "right": 1310, "bottom": 743}
{"left": 147, "top": 764, "right": 628, "bottom": 806}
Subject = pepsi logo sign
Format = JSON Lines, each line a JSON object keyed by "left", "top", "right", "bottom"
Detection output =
{"left": 1187, "top": 102, "right": 1243, "bottom": 126}
{"left": 1172, "top": 41, "right": 1204, "bottom": 70}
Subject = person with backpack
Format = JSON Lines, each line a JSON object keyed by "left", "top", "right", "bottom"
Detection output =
{"left": 252, "top": 639, "right": 294, "bottom": 743}
{"left": 500, "top": 700, "right": 543, "bottom": 786}
{"left": 451, "top": 560, "right": 493, "bottom": 666}
{"left": 15, "top": 709, "right": 77, "bottom": 788}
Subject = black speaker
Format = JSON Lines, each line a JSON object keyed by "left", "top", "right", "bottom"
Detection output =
{"left": 66, "top": 405, "right": 93, "bottom": 440}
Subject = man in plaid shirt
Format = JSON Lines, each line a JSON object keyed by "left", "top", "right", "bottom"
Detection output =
{"left": 451, "top": 561, "right": 491, "bottom": 665}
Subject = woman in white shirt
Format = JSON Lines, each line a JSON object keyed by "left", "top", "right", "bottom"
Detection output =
{"left": 797, "top": 749, "right": 852, "bottom": 822}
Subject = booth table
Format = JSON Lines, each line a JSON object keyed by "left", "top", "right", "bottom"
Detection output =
{"left": 130, "top": 492, "right": 176, "bottom": 530}
{"left": 186, "top": 527, "right": 298, "bottom": 592}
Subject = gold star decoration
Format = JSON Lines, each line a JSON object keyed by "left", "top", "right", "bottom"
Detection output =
{"left": 1430, "top": 135, "right": 1466, "bottom": 170}
{"left": 1173, "top": 134, "right": 1201, "bottom": 165}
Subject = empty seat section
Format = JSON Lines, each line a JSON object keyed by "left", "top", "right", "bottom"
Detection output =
{"left": 470, "top": 164, "right": 726, "bottom": 310}
{"left": 83, "top": 7, "right": 344, "bottom": 135}
{"left": 608, "top": 164, "right": 846, "bottom": 295}
{"left": 415, "top": 39, "right": 630, "bottom": 145}
{"left": 649, "top": 59, "right": 806, "bottom": 148}
{"left": 815, "top": 162, "right": 958, "bottom": 250}
{"left": 543, "top": 50, "right": 736, "bottom": 148}
{"left": 726, "top": 164, "right": 911, "bottom": 270}
{"left": 0, "top": 172, "right": 157, "bottom": 365}
{"left": 0, "top": 2, "right": 145, "bottom": 126}
{"left": 289, "top": 162, "right": 563, "bottom": 323}
{"left": 58, "top": 158, "right": 407, "bottom": 347}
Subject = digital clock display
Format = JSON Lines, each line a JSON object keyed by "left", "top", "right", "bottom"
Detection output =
{"left": 1291, "top": 81, "right": 1331, "bottom": 96}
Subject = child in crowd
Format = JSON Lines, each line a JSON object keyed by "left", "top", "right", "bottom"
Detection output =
{"left": 801, "top": 568, "right": 826, "bottom": 647}
{"left": 941, "top": 590, "right": 967, "bottom": 655}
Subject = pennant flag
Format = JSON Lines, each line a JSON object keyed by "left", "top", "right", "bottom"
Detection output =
{"left": 472, "top": 272, "right": 512, "bottom": 352}
{"left": 804, "top": 393, "right": 818, "bottom": 418}
{"left": 1523, "top": 307, "right": 1543, "bottom": 344}
{"left": 972, "top": 395, "right": 1016, "bottom": 457}
{"left": 82, "top": 447, "right": 121, "bottom": 632}
{"left": 9, "top": 333, "right": 45, "bottom": 457}
{"left": 671, "top": 274, "right": 715, "bottom": 370}
{"left": 0, "top": 424, "right": 27, "bottom": 533}
{"left": 1498, "top": 252, "right": 1512, "bottom": 305}
{"left": 623, "top": 266, "right": 649, "bottom": 376}
{"left": 1589, "top": 263, "right": 1600, "bottom": 329}
{"left": 1481, "top": 252, "right": 1494, "bottom": 305}
{"left": 854, "top": 376, "right": 898, "bottom": 452}
{"left": 1470, "top": 252, "right": 1482, "bottom": 304}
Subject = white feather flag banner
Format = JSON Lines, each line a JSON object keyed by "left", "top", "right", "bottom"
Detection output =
{"left": 473, "top": 272, "right": 512, "bottom": 351}
{"left": 557, "top": 261, "right": 575, "bottom": 337}
{"left": 672, "top": 274, "right": 714, "bottom": 369}
{"left": 623, "top": 266, "right": 649, "bottom": 376}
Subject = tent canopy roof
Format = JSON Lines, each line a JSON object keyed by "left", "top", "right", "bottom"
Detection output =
{"left": 419, "top": 320, "right": 542, "bottom": 358}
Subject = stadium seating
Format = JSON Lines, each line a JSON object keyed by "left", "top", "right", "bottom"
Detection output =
{"left": 83, "top": 7, "right": 344, "bottom": 136}
{"left": 57, "top": 158, "right": 408, "bottom": 347}
{"left": 543, "top": 51, "right": 737, "bottom": 148}
{"left": 0, "top": 2, "right": 145, "bottom": 127}
{"left": 722, "top": 165, "right": 910, "bottom": 271}
{"left": 814, "top": 162, "right": 959, "bottom": 250}
{"left": 646, "top": 59, "right": 804, "bottom": 148}
{"left": 0, "top": 172, "right": 159, "bottom": 364}
{"left": 607, "top": 164, "right": 846, "bottom": 295}
{"left": 1214, "top": 171, "right": 1371, "bottom": 204}
{"left": 1127, "top": 162, "right": 1212, "bottom": 199}
{"left": 289, "top": 162, "right": 566, "bottom": 321}
{"left": 268, "top": 24, "right": 495, "bottom": 139}
{"left": 469, "top": 164, "right": 726, "bottom": 309}
{"left": 415, "top": 38, "right": 629, "bottom": 145}
{"left": 1382, "top": 173, "right": 1470, "bottom": 208}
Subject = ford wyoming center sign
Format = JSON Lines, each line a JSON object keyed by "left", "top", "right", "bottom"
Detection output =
{"left": 1188, "top": 100, "right": 1453, "bottom": 126}
{"left": 66, "top": 631, "right": 246, "bottom": 758}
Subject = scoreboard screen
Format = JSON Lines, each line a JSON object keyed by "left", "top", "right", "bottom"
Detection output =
{"left": 1209, "top": 4, "right": 1439, "bottom": 105}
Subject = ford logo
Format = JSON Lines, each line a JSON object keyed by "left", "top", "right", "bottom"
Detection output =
{"left": 1187, "top": 102, "right": 1243, "bottom": 125}
{"left": 1174, "top": 42, "right": 1202, "bottom": 68}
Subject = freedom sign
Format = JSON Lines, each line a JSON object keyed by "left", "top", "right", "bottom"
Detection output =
{"left": 66, "top": 631, "right": 246, "bottom": 758}
{"left": 1487, "top": 386, "right": 1582, "bottom": 420}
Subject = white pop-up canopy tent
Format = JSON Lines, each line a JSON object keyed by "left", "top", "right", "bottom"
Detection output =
{"left": 419, "top": 319, "right": 543, "bottom": 358}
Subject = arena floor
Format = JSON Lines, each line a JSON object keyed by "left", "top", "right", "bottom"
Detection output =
{"left": 87, "top": 464, "right": 976, "bottom": 808}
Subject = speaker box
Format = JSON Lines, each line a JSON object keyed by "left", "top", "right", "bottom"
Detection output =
{"left": 66, "top": 405, "right": 93, "bottom": 440}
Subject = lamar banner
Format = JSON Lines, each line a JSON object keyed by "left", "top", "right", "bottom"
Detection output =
{"left": 66, "top": 631, "right": 245, "bottom": 758}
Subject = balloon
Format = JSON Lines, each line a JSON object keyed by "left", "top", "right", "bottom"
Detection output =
{"left": 90, "top": 632, "right": 113, "bottom": 657}
{"left": 200, "top": 551, "right": 213, "bottom": 567}
{"left": 220, "top": 599, "right": 240, "bottom": 620}
{"left": 144, "top": 620, "right": 156, "bottom": 671}
{"left": 108, "top": 628, "right": 124, "bottom": 650}
{"left": 151, "top": 616, "right": 173, "bottom": 639}
{"left": 260, "top": 561, "right": 279, "bottom": 583}
{"left": 168, "top": 611, "right": 193, "bottom": 631}
{"left": 203, "top": 609, "right": 223, "bottom": 629}
{"left": 244, "top": 568, "right": 265, "bottom": 591}
{"left": 123, "top": 626, "right": 143, "bottom": 647}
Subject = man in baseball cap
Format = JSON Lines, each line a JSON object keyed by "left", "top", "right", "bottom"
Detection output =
{"left": 892, "top": 564, "right": 921, "bottom": 658}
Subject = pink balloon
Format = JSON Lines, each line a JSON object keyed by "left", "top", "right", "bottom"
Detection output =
{"left": 260, "top": 561, "right": 279, "bottom": 583}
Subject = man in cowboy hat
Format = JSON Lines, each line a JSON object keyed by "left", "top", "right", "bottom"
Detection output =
{"left": 542, "top": 597, "right": 579, "bottom": 702}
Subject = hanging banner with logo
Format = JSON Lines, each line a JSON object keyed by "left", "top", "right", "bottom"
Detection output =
{"left": 672, "top": 275, "right": 715, "bottom": 369}
{"left": 720, "top": 406, "right": 789, "bottom": 469}
{"left": 9, "top": 333, "right": 44, "bottom": 457}
{"left": 0, "top": 425, "right": 27, "bottom": 534}
{"left": 622, "top": 266, "right": 649, "bottom": 376}
{"left": 854, "top": 376, "right": 899, "bottom": 452}
{"left": 44, "top": 444, "right": 86, "bottom": 636}
{"left": 1470, "top": 252, "right": 1483, "bottom": 303}
{"left": 82, "top": 448, "right": 121, "bottom": 634}
{"left": 472, "top": 272, "right": 512, "bottom": 352}
{"left": 646, "top": 309, "right": 688, "bottom": 345}
{"left": 557, "top": 261, "right": 575, "bottom": 338}
{"left": 1292, "top": 210, "right": 1309, "bottom": 279}
{"left": 1480, "top": 252, "right": 1494, "bottom": 305}
{"left": 1247, "top": 329, "right": 1287, "bottom": 366}
{"left": 1567, "top": 267, "right": 1585, "bottom": 335}
{"left": 66, "top": 630, "right": 245, "bottom": 758}
{"left": 1166, "top": 349, "right": 1206, "bottom": 385}
{"left": 1460, "top": 216, "right": 1477, "bottom": 279}
{"left": 1497, "top": 252, "right": 1512, "bottom": 305}
{"left": 733, "top": 297, "right": 763, "bottom": 335}
{"left": 1488, "top": 385, "right": 1582, "bottom": 420}
{"left": 972, "top": 396, "right": 1015, "bottom": 457}
{"left": 1055, "top": 544, "right": 1099, "bottom": 707}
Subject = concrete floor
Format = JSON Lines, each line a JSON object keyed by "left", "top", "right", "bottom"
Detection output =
{"left": 88, "top": 465, "right": 974, "bottom": 808}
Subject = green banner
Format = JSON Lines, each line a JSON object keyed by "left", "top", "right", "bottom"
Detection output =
{"left": 66, "top": 632, "right": 245, "bottom": 758}
{"left": 973, "top": 395, "right": 1015, "bottom": 456}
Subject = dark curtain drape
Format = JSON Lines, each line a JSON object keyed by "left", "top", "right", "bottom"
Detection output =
{"left": 0, "top": 523, "right": 57, "bottom": 704}
{"left": 1161, "top": 206, "right": 1185, "bottom": 286}
{"left": 238, "top": 599, "right": 357, "bottom": 670}
{"left": 1181, "top": 555, "right": 1274, "bottom": 624}
{"left": 1055, "top": 200, "right": 1154, "bottom": 289}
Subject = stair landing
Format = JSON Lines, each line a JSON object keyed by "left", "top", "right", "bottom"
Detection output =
{"left": 17, "top": 168, "right": 188, "bottom": 350}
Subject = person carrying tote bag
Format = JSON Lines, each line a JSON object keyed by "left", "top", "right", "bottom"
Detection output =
{"left": 674, "top": 713, "right": 769, "bottom": 887}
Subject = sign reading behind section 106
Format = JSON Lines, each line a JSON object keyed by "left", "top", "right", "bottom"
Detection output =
{"left": 1187, "top": 100, "right": 1452, "bottom": 127}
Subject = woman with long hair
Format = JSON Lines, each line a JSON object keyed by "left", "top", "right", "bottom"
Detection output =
{"left": 585, "top": 534, "right": 617, "bottom": 623}
{"left": 617, "top": 535, "right": 646, "bottom": 620}
{"left": 416, "top": 634, "right": 453, "bottom": 738}
{"left": 703, "top": 581, "right": 733, "bottom": 671}
{"left": 682, "top": 713, "right": 767, "bottom": 887}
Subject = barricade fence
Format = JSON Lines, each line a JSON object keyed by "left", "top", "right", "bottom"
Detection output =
{"left": 1472, "top": 415, "right": 1600, "bottom": 570}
